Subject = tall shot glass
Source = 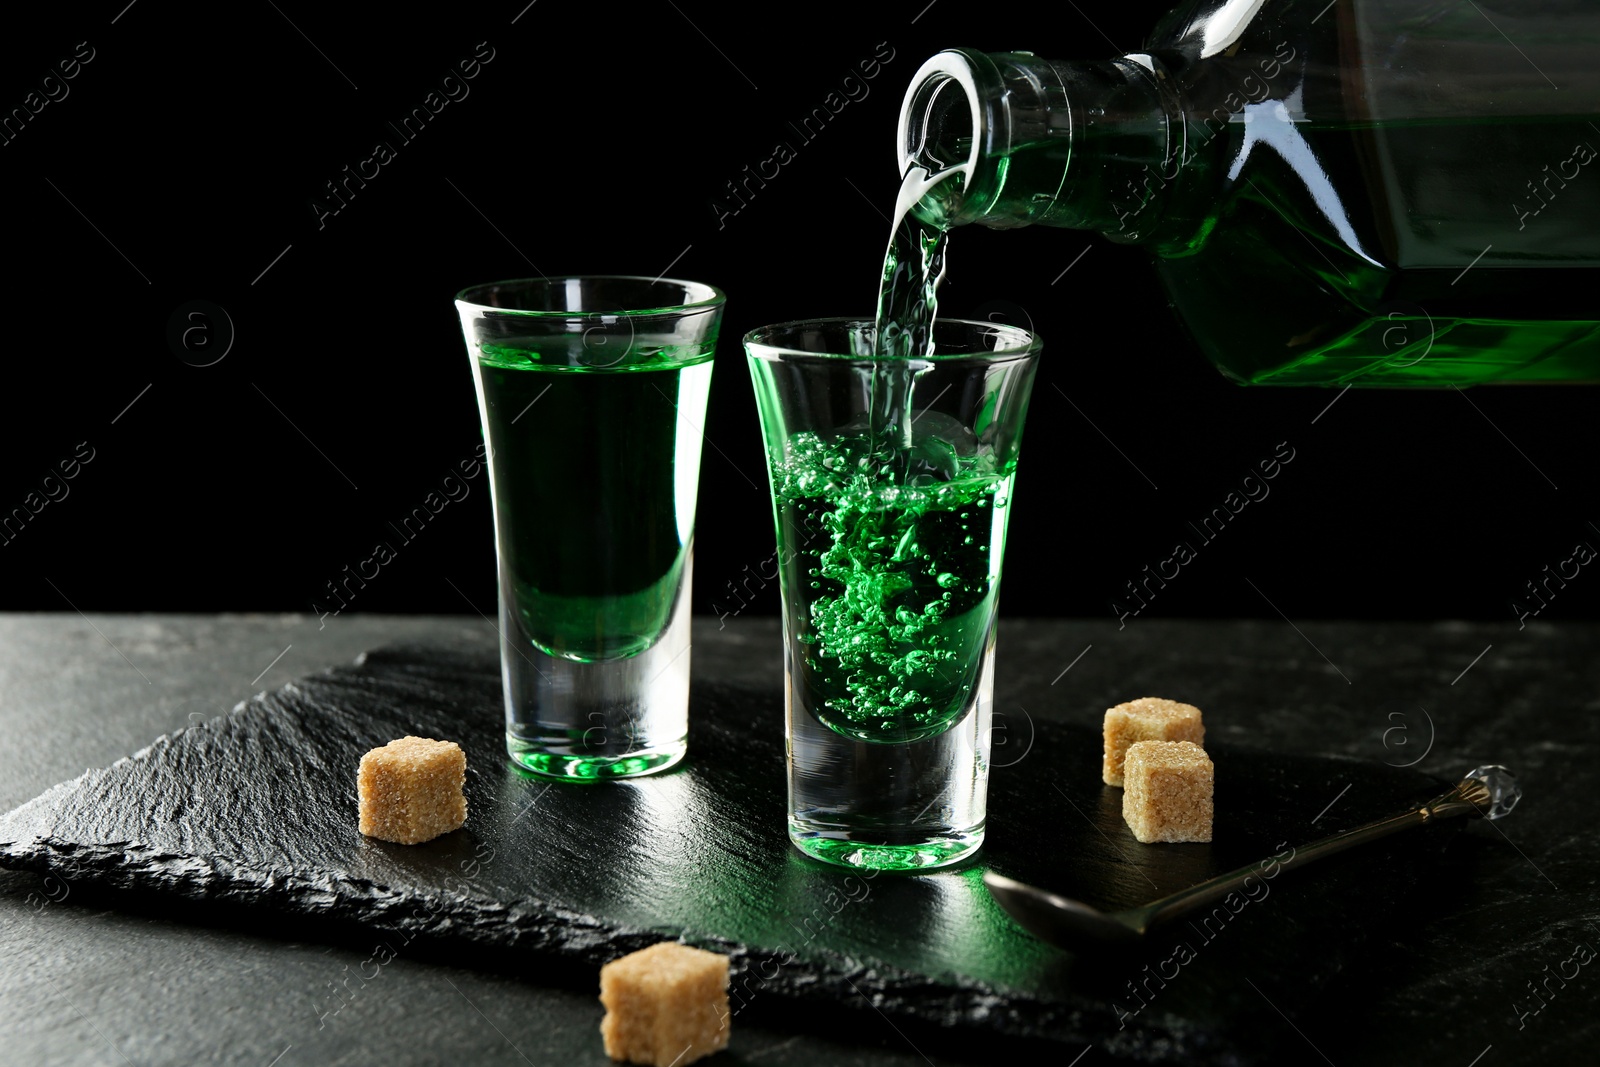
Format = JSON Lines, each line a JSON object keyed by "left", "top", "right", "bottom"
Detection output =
{"left": 457, "top": 277, "right": 725, "bottom": 781}
{"left": 746, "top": 318, "right": 1040, "bottom": 869}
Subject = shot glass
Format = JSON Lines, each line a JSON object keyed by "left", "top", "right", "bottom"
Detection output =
{"left": 746, "top": 318, "right": 1040, "bottom": 869}
{"left": 457, "top": 276, "right": 725, "bottom": 781}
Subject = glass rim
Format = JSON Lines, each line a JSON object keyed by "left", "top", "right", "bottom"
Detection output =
{"left": 454, "top": 275, "right": 727, "bottom": 319}
{"left": 743, "top": 316, "right": 1042, "bottom": 362}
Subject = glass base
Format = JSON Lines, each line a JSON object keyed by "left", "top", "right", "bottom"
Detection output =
{"left": 508, "top": 736, "right": 687, "bottom": 782}
{"left": 498, "top": 553, "right": 692, "bottom": 785}
{"left": 788, "top": 818, "right": 984, "bottom": 871}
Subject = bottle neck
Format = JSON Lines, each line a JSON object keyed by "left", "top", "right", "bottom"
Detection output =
{"left": 898, "top": 49, "right": 1177, "bottom": 240}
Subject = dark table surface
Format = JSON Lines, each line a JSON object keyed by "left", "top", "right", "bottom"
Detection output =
{"left": 2, "top": 613, "right": 1596, "bottom": 1066}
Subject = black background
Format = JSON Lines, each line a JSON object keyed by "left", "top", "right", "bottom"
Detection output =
{"left": 2, "top": 0, "right": 1596, "bottom": 632}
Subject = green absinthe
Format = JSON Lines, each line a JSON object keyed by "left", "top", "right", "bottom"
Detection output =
{"left": 1148, "top": 112, "right": 1600, "bottom": 386}
{"left": 772, "top": 163, "right": 1009, "bottom": 745}
{"left": 476, "top": 339, "right": 710, "bottom": 662}
{"left": 898, "top": 2, "right": 1600, "bottom": 387}
{"left": 773, "top": 425, "right": 1014, "bottom": 744}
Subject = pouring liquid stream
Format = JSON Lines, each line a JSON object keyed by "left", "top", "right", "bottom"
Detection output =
{"left": 762, "top": 161, "right": 1015, "bottom": 744}
{"left": 870, "top": 163, "right": 960, "bottom": 446}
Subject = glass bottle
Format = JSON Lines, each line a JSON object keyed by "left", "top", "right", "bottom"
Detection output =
{"left": 897, "top": 0, "right": 1600, "bottom": 386}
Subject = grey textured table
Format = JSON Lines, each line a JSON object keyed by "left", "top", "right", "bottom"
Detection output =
{"left": 1, "top": 614, "right": 1595, "bottom": 1066}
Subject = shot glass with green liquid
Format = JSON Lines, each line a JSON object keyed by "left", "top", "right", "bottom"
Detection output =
{"left": 457, "top": 277, "right": 724, "bottom": 781}
{"left": 747, "top": 318, "right": 1040, "bottom": 869}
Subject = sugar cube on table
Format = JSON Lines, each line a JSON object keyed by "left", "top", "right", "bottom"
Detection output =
{"left": 356, "top": 736, "right": 467, "bottom": 845}
{"left": 600, "top": 942, "right": 731, "bottom": 1066}
{"left": 1122, "top": 739, "right": 1214, "bottom": 844}
{"left": 1102, "top": 697, "right": 1205, "bottom": 787}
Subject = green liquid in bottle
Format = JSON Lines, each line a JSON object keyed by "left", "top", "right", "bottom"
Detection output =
{"left": 1156, "top": 115, "right": 1600, "bottom": 386}
{"left": 896, "top": 2, "right": 1600, "bottom": 387}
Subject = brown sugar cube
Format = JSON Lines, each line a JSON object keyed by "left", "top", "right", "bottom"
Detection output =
{"left": 1122, "top": 740, "right": 1213, "bottom": 844}
{"left": 1102, "top": 697, "right": 1205, "bottom": 786}
{"left": 600, "top": 942, "right": 730, "bottom": 1066}
{"left": 357, "top": 736, "right": 467, "bottom": 845}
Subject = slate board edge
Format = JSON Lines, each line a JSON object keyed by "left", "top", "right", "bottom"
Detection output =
{"left": 0, "top": 694, "right": 1225, "bottom": 1066}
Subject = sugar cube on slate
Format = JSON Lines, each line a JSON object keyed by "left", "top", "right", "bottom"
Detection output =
{"left": 356, "top": 736, "right": 467, "bottom": 845}
{"left": 600, "top": 942, "right": 731, "bottom": 1066}
{"left": 1122, "top": 740, "right": 1214, "bottom": 844}
{"left": 1102, "top": 697, "right": 1205, "bottom": 786}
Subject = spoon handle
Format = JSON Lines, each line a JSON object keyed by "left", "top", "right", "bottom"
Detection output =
{"left": 1131, "top": 764, "right": 1520, "bottom": 934}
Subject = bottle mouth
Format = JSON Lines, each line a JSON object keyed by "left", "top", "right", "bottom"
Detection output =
{"left": 897, "top": 50, "right": 989, "bottom": 223}
{"left": 899, "top": 48, "right": 1173, "bottom": 236}
{"left": 899, "top": 51, "right": 983, "bottom": 176}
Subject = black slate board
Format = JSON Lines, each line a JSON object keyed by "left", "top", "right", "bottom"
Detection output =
{"left": 0, "top": 644, "right": 1466, "bottom": 1063}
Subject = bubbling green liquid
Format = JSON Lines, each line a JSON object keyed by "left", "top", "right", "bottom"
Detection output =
{"left": 773, "top": 425, "right": 1014, "bottom": 744}
{"left": 774, "top": 163, "right": 1003, "bottom": 744}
